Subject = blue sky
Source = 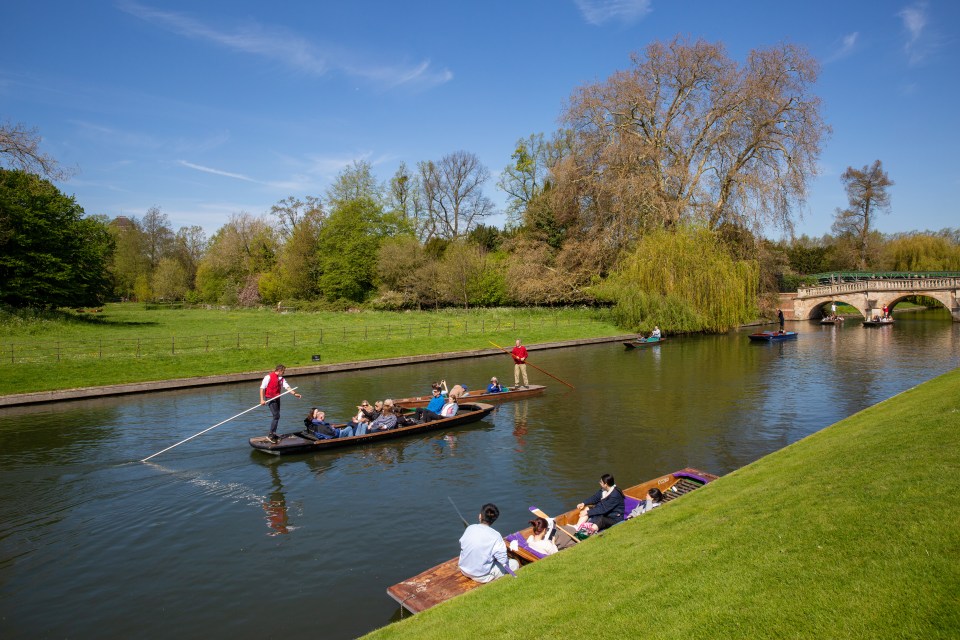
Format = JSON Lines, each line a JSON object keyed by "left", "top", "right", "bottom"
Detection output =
{"left": 2, "top": 1, "right": 957, "bottom": 239}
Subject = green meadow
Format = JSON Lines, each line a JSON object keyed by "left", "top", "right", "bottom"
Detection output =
{"left": 0, "top": 304, "right": 621, "bottom": 395}
{"left": 366, "top": 367, "right": 960, "bottom": 639}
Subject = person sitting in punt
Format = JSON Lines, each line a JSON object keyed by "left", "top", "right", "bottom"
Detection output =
{"left": 440, "top": 393, "right": 460, "bottom": 418}
{"left": 304, "top": 408, "right": 354, "bottom": 439}
{"left": 450, "top": 383, "right": 468, "bottom": 398}
{"left": 363, "top": 399, "right": 398, "bottom": 433}
{"left": 458, "top": 503, "right": 519, "bottom": 583}
{"left": 627, "top": 487, "right": 664, "bottom": 518}
{"left": 487, "top": 377, "right": 503, "bottom": 393}
{"left": 526, "top": 517, "right": 559, "bottom": 556}
{"left": 415, "top": 386, "right": 447, "bottom": 422}
{"left": 650, "top": 326, "right": 661, "bottom": 340}
{"left": 573, "top": 473, "right": 625, "bottom": 532}
{"left": 346, "top": 400, "right": 381, "bottom": 432}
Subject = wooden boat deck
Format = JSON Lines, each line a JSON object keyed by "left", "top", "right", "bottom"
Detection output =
{"left": 386, "top": 467, "right": 718, "bottom": 614}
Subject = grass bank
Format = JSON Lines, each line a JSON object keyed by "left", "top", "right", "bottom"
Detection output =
{"left": 366, "top": 367, "right": 960, "bottom": 639}
{"left": 0, "top": 304, "right": 620, "bottom": 395}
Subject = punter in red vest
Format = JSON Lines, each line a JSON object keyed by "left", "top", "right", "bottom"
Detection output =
{"left": 260, "top": 364, "right": 301, "bottom": 442}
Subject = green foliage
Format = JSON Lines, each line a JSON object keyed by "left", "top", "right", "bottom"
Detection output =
{"left": 0, "top": 169, "right": 113, "bottom": 308}
{"left": 883, "top": 233, "right": 960, "bottom": 271}
{"left": 601, "top": 225, "right": 758, "bottom": 333}
{"left": 315, "top": 197, "right": 384, "bottom": 302}
{"left": 777, "top": 273, "right": 819, "bottom": 292}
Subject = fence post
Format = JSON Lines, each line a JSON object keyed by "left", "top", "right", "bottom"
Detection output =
{"left": 482, "top": 319, "right": 484, "bottom": 333}
{"left": 99, "top": 339, "right": 102, "bottom": 359}
{"left": 266, "top": 333, "right": 269, "bottom": 348}
{"left": 137, "top": 338, "right": 141, "bottom": 358}
{"left": 293, "top": 330, "right": 296, "bottom": 347}
{"left": 9, "top": 343, "right": 13, "bottom": 364}
{"left": 320, "top": 328, "right": 323, "bottom": 344}
{"left": 172, "top": 336, "right": 175, "bottom": 355}
{"left": 57, "top": 342, "right": 61, "bottom": 362}
{"left": 206, "top": 336, "right": 209, "bottom": 352}
{"left": 237, "top": 332, "right": 240, "bottom": 349}
{"left": 408, "top": 326, "right": 412, "bottom": 339}
{"left": 447, "top": 321, "right": 451, "bottom": 336}
{"left": 365, "top": 326, "right": 368, "bottom": 340}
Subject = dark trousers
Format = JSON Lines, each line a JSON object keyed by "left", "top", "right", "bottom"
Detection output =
{"left": 416, "top": 408, "right": 442, "bottom": 423}
{"left": 267, "top": 398, "right": 281, "bottom": 434}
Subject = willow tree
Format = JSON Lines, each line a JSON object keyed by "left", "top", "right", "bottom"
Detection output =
{"left": 601, "top": 226, "right": 758, "bottom": 333}
{"left": 556, "top": 36, "right": 827, "bottom": 257}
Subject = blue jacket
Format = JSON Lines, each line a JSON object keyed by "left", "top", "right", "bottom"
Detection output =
{"left": 486, "top": 383, "right": 503, "bottom": 393}
{"left": 426, "top": 395, "right": 445, "bottom": 413}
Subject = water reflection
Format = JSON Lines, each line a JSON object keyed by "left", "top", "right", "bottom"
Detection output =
{"left": 262, "top": 463, "right": 291, "bottom": 536}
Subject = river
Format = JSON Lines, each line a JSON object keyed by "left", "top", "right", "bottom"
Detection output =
{"left": 1, "top": 309, "right": 957, "bottom": 639}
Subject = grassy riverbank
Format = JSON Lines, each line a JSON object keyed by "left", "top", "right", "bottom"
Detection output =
{"left": 367, "top": 367, "right": 960, "bottom": 639}
{"left": 0, "top": 304, "right": 620, "bottom": 395}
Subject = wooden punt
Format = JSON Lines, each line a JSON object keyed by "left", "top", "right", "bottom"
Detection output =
{"left": 862, "top": 319, "right": 895, "bottom": 327}
{"left": 249, "top": 402, "right": 495, "bottom": 455}
{"left": 748, "top": 330, "right": 798, "bottom": 342}
{"left": 622, "top": 337, "right": 666, "bottom": 349}
{"left": 386, "top": 467, "right": 718, "bottom": 614}
{"left": 393, "top": 384, "right": 546, "bottom": 409}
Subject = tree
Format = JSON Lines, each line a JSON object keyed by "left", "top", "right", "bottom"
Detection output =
{"left": 558, "top": 36, "right": 827, "bottom": 253}
{"left": 141, "top": 206, "right": 174, "bottom": 270}
{"left": 195, "top": 213, "right": 277, "bottom": 303}
{"left": 419, "top": 151, "right": 495, "bottom": 240}
{"left": 326, "top": 160, "right": 383, "bottom": 211}
{"left": 0, "top": 121, "right": 73, "bottom": 180}
{"left": 108, "top": 217, "right": 149, "bottom": 299}
{"left": 315, "top": 197, "right": 384, "bottom": 302}
{"left": 831, "top": 160, "right": 894, "bottom": 270}
{"left": 269, "top": 195, "right": 324, "bottom": 241}
{"left": 0, "top": 169, "right": 112, "bottom": 308}
{"left": 388, "top": 162, "right": 430, "bottom": 240}
{"left": 497, "top": 131, "right": 573, "bottom": 226}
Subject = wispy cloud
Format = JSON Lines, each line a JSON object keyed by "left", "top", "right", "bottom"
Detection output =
{"left": 178, "top": 160, "right": 259, "bottom": 183}
{"left": 898, "top": 2, "right": 930, "bottom": 64}
{"left": 575, "top": 0, "right": 652, "bottom": 26}
{"left": 117, "top": 1, "right": 453, "bottom": 89}
{"left": 825, "top": 32, "right": 859, "bottom": 63}
{"left": 74, "top": 121, "right": 230, "bottom": 153}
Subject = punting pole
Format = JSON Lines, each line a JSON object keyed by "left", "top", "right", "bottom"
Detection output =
{"left": 488, "top": 341, "right": 575, "bottom": 389}
{"left": 140, "top": 387, "right": 298, "bottom": 463}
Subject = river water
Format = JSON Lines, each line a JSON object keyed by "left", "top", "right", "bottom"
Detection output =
{"left": 1, "top": 309, "right": 957, "bottom": 639}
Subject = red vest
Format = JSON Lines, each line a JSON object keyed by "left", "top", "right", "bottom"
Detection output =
{"left": 265, "top": 372, "right": 283, "bottom": 399}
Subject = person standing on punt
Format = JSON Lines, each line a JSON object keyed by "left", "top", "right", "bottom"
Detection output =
{"left": 511, "top": 339, "right": 529, "bottom": 388}
{"left": 458, "top": 503, "right": 519, "bottom": 583}
{"left": 777, "top": 308, "right": 785, "bottom": 333}
{"left": 260, "top": 364, "right": 301, "bottom": 443}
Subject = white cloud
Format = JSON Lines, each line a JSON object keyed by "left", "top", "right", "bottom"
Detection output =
{"left": 825, "top": 32, "right": 859, "bottom": 63}
{"left": 178, "top": 160, "right": 259, "bottom": 183}
{"left": 117, "top": 1, "right": 453, "bottom": 89}
{"left": 898, "top": 2, "right": 929, "bottom": 64}
{"left": 575, "top": 0, "right": 652, "bottom": 26}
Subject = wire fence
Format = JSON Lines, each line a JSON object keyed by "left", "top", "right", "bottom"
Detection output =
{"left": 0, "top": 313, "right": 610, "bottom": 365}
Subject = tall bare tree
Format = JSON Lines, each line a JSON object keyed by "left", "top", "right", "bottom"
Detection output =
{"left": 0, "top": 121, "right": 73, "bottom": 180}
{"left": 497, "top": 131, "right": 574, "bottom": 226}
{"left": 269, "top": 195, "right": 323, "bottom": 240}
{"left": 558, "top": 36, "right": 828, "bottom": 253}
{"left": 419, "top": 151, "right": 495, "bottom": 240}
{"left": 831, "top": 160, "right": 894, "bottom": 270}
{"left": 141, "top": 206, "right": 174, "bottom": 270}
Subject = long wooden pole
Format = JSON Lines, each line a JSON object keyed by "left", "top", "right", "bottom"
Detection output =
{"left": 489, "top": 341, "right": 575, "bottom": 389}
{"left": 140, "top": 387, "right": 298, "bottom": 462}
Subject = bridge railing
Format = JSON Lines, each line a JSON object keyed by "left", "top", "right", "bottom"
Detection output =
{"left": 797, "top": 277, "right": 960, "bottom": 298}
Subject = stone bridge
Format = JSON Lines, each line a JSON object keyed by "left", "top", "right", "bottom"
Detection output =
{"left": 784, "top": 277, "right": 960, "bottom": 322}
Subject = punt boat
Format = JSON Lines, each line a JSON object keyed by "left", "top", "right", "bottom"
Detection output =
{"left": 622, "top": 337, "right": 666, "bottom": 349}
{"left": 393, "top": 384, "right": 546, "bottom": 409}
{"left": 748, "top": 330, "right": 798, "bottom": 342}
{"left": 862, "top": 318, "right": 895, "bottom": 327}
{"left": 249, "top": 402, "right": 495, "bottom": 455}
{"left": 386, "top": 467, "right": 718, "bottom": 614}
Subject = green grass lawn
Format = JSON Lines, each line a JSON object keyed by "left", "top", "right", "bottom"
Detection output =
{"left": 0, "top": 304, "right": 621, "bottom": 394}
{"left": 366, "top": 367, "right": 960, "bottom": 639}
